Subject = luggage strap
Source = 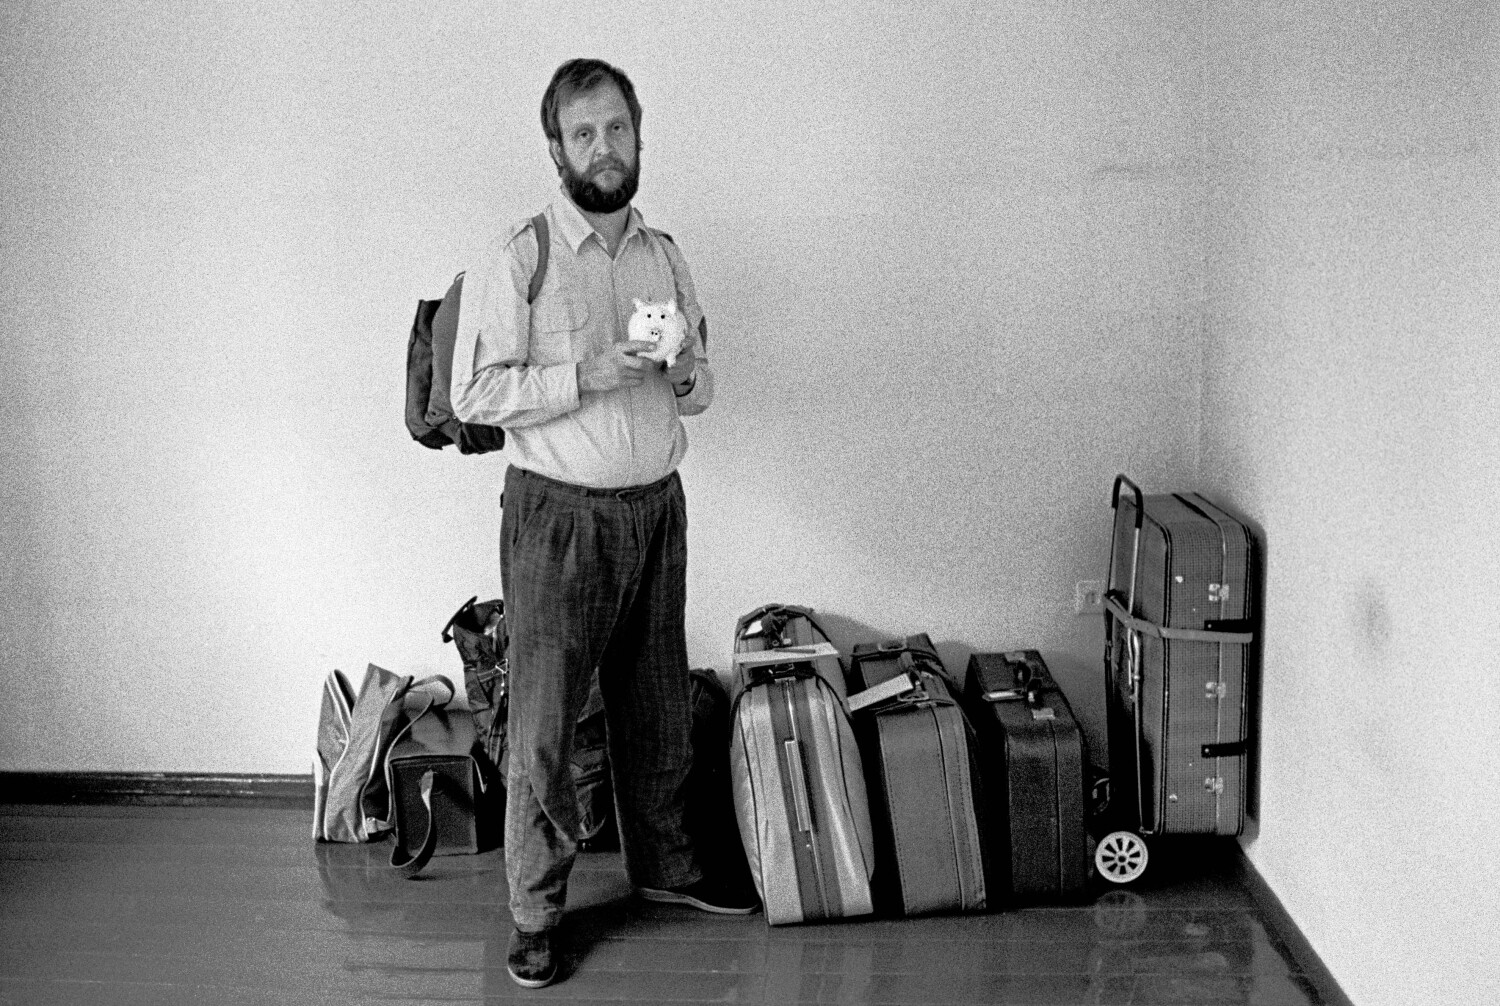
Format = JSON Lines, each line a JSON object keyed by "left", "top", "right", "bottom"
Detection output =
{"left": 852, "top": 639, "right": 942, "bottom": 671}
{"left": 1104, "top": 594, "right": 1254, "bottom": 644}
{"left": 848, "top": 668, "right": 954, "bottom": 714}
{"left": 389, "top": 770, "right": 443, "bottom": 879}
{"left": 737, "top": 603, "right": 830, "bottom": 651}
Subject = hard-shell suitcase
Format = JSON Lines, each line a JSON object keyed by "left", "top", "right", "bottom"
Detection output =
{"left": 1097, "top": 474, "right": 1257, "bottom": 884}
{"left": 963, "top": 650, "right": 1090, "bottom": 902}
{"left": 730, "top": 604, "right": 876, "bottom": 925}
{"left": 847, "top": 636, "right": 988, "bottom": 916}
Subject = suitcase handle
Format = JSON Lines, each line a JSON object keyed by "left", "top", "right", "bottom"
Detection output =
{"left": 1112, "top": 475, "right": 1144, "bottom": 530}
{"left": 782, "top": 740, "right": 814, "bottom": 833}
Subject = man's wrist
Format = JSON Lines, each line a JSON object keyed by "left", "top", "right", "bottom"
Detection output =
{"left": 672, "top": 371, "right": 697, "bottom": 397}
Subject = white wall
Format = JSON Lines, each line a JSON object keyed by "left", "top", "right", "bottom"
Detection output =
{"left": 1198, "top": 5, "right": 1500, "bottom": 1005}
{"left": 7, "top": 2, "right": 1493, "bottom": 1001}
{"left": 0, "top": 2, "right": 1200, "bottom": 772}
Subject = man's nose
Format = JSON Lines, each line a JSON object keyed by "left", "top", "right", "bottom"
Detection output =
{"left": 592, "top": 130, "right": 625, "bottom": 161}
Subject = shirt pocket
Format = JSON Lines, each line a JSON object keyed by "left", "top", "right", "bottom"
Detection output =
{"left": 528, "top": 295, "right": 591, "bottom": 366}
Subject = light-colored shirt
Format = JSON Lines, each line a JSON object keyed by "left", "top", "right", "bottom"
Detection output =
{"left": 451, "top": 193, "right": 714, "bottom": 489}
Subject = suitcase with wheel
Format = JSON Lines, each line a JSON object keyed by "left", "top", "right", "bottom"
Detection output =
{"left": 729, "top": 604, "right": 877, "bottom": 925}
{"left": 1098, "top": 474, "right": 1258, "bottom": 884}
{"left": 962, "top": 650, "right": 1091, "bottom": 902}
{"left": 846, "top": 636, "right": 989, "bottom": 916}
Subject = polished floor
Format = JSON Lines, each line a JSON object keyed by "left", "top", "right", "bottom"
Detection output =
{"left": 0, "top": 803, "right": 1328, "bottom": 1005}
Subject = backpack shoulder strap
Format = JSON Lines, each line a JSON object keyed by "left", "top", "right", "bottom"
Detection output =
{"left": 527, "top": 213, "right": 549, "bottom": 305}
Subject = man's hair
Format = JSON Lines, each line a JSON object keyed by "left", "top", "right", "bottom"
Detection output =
{"left": 540, "top": 59, "right": 643, "bottom": 146}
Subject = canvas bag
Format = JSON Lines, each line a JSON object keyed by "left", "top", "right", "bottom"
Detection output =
{"left": 312, "top": 663, "right": 455, "bottom": 843}
{"left": 385, "top": 695, "right": 494, "bottom": 877}
{"left": 442, "top": 596, "right": 509, "bottom": 769}
{"left": 440, "top": 595, "right": 617, "bottom": 851}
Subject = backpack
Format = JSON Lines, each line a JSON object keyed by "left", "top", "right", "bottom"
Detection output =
{"left": 404, "top": 214, "right": 550, "bottom": 454}
{"left": 405, "top": 217, "right": 709, "bottom": 454}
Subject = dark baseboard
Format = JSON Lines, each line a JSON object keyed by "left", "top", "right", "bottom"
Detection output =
{"left": 1232, "top": 847, "right": 1354, "bottom": 1006}
{"left": 0, "top": 772, "right": 314, "bottom": 809}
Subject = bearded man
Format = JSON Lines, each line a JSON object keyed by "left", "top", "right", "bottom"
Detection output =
{"left": 450, "top": 58, "right": 754, "bottom": 989}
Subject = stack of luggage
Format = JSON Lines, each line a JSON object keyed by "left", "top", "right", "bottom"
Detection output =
{"left": 318, "top": 473, "right": 1256, "bottom": 911}
{"left": 721, "top": 474, "right": 1258, "bottom": 917}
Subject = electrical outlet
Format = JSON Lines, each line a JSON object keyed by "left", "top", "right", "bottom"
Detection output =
{"left": 1075, "top": 580, "right": 1104, "bottom": 616}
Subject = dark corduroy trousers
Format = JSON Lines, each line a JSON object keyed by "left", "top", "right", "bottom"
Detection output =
{"left": 499, "top": 465, "right": 698, "bottom": 931}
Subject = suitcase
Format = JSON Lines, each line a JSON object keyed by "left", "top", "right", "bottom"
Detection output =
{"left": 1098, "top": 474, "right": 1257, "bottom": 882}
{"left": 962, "top": 650, "right": 1090, "bottom": 902}
{"left": 729, "top": 604, "right": 876, "bottom": 925}
{"left": 847, "top": 636, "right": 988, "bottom": 916}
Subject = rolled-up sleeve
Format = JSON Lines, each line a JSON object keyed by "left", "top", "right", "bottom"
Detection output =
{"left": 451, "top": 227, "right": 580, "bottom": 429}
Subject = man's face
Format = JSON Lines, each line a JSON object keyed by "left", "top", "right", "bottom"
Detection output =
{"left": 551, "top": 80, "right": 639, "bottom": 214}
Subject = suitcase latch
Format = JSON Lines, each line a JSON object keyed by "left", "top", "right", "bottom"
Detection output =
{"left": 1030, "top": 707, "right": 1056, "bottom": 721}
{"left": 1209, "top": 583, "right": 1230, "bottom": 602}
{"left": 1205, "top": 681, "right": 1227, "bottom": 700}
{"left": 1203, "top": 776, "right": 1225, "bottom": 794}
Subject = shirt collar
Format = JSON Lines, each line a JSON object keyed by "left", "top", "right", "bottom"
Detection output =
{"left": 552, "top": 187, "right": 647, "bottom": 255}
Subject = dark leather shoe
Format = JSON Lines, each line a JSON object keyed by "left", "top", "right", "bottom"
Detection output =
{"left": 506, "top": 927, "right": 558, "bottom": 988}
{"left": 639, "top": 877, "right": 760, "bottom": 914}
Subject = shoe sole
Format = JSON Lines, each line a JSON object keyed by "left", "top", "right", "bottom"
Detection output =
{"left": 638, "top": 888, "right": 758, "bottom": 914}
{"left": 507, "top": 966, "right": 557, "bottom": 989}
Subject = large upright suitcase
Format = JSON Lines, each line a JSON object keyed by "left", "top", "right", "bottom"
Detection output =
{"left": 962, "top": 650, "right": 1091, "bottom": 902}
{"left": 730, "top": 604, "right": 876, "bottom": 925}
{"left": 846, "top": 636, "right": 988, "bottom": 916}
{"left": 1098, "top": 474, "right": 1257, "bottom": 884}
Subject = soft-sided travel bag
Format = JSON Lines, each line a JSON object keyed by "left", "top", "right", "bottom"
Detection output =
{"left": 438, "top": 595, "right": 617, "bottom": 850}
{"left": 1104, "top": 475, "right": 1256, "bottom": 840}
{"left": 384, "top": 693, "right": 495, "bottom": 877}
{"left": 442, "top": 596, "right": 508, "bottom": 770}
{"left": 963, "top": 650, "right": 1091, "bottom": 902}
{"left": 729, "top": 604, "right": 875, "bottom": 925}
{"left": 846, "top": 636, "right": 988, "bottom": 916}
{"left": 312, "top": 664, "right": 453, "bottom": 844}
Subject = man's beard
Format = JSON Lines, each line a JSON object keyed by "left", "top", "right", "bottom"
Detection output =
{"left": 560, "top": 153, "right": 639, "bottom": 214}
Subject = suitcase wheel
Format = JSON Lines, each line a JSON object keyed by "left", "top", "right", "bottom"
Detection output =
{"left": 1095, "top": 830, "right": 1149, "bottom": 884}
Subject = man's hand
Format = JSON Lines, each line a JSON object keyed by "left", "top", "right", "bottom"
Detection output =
{"left": 577, "top": 341, "right": 658, "bottom": 393}
{"left": 663, "top": 344, "right": 697, "bottom": 392}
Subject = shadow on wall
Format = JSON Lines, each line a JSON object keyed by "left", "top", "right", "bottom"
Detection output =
{"left": 809, "top": 611, "right": 982, "bottom": 684}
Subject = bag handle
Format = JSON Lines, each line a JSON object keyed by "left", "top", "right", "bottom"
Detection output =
{"left": 440, "top": 596, "right": 479, "bottom": 644}
{"left": 389, "top": 770, "right": 442, "bottom": 878}
{"left": 380, "top": 675, "right": 457, "bottom": 781}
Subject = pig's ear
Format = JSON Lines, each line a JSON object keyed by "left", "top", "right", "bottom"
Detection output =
{"left": 666, "top": 299, "right": 678, "bottom": 314}
{"left": 633, "top": 298, "right": 646, "bottom": 311}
